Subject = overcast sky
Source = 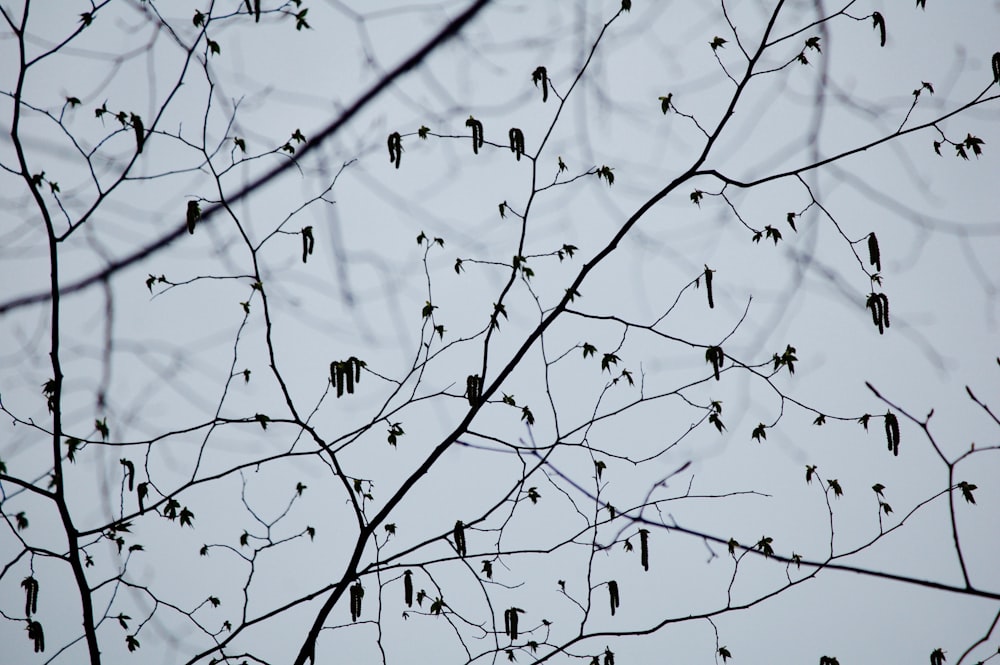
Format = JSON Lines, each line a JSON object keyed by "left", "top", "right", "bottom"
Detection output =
{"left": 2, "top": 1, "right": 1000, "bottom": 664}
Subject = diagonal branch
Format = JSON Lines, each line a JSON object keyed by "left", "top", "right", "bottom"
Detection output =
{"left": 0, "top": 0, "right": 495, "bottom": 317}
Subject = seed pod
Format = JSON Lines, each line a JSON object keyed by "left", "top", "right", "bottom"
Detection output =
{"left": 403, "top": 570, "right": 413, "bottom": 607}
{"left": 867, "top": 232, "right": 880, "bottom": 272}
{"left": 705, "top": 346, "right": 724, "bottom": 380}
{"left": 466, "top": 374, "right": 481, "bottom": 406}
{"left": 508, "top": 128, "right": 525, "bottom": 161}
{"left": 301, "top": 226, "right": 314, "bottom": 263}
{"left": 704, "top": 265, "right": 714, "bottom": 309}
{"left": 22, "top": 576, "right": 39, "bottom": 615}
{"left": 350, "top": 582, "right": 364, "bottom": 621}
{"left": 878, "top": 293, "right": 890, "bottom": 330}
{"left": 27, "top": 620, "right": 44, "bottom": 653}
{"left": 608, "top": 580, "right": 620, "bottom": 616}
{"left": 504, "top": 607, "right": 522, "bottom": 640}
{"left": 387, "top": 132, "right": 402, "bottom": 169}
{"left": 866, "top": 293, "right": 880, "bottom": 328}
{"left": 872, "top": 12, "right": 886, "bottom": 47}
{"left": 531, "top": 66, "right": 548, "bottom": 102}
{"left": 884, "top": 411, "right": 900, "bottom": 456}
{"left": 330, "top": 357, "right": 365, "bottom": 397}
{"left": 465, "top": 116, "right": 484, "bottom": 155}
{"left": 454, "top": 520, "right": 467, "bottom": 557}
{"left": 639, "top": 529, "right": 650, "bottom": 571}
{"left": 130, "top": 113, "right": 144, "bottom": 153}
{"left": 866, "top": 292, "right": 890, "bottom": 334}
{"left": 186, "top": 200, "right": 200, "bottom": 234}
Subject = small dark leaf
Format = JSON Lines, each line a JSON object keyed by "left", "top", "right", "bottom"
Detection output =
{"left": 521, "top": 405, "right": 535, "bottom": 426}
{"left": 294, "top": 8, "right": 310, "bottom": 30}
{"left": 806, "top": 465, "right": 817, "bottom": 484}
{"left": 964, "top": 133, "right": 985, "bottom": 158}
{"left": 709, "top": 412, "right": 726, "bottom": 433}
{"left": 957, "top": 481, "right": 977, "bottom": 504}
{"left": 95, "top": 418, "right": 109, "bottom": 441}
{"left": 659, "top": 93, "right": 673, "bottom": 114}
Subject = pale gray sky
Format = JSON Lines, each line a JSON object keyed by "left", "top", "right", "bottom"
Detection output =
{"left": 2, "top": 2, "right": 999, "bottom": 664}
